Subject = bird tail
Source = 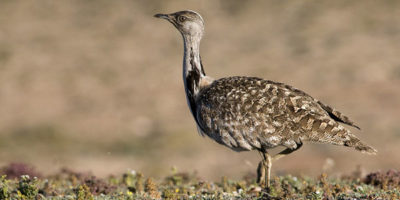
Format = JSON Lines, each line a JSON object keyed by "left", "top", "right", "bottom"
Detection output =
{"left": 305, "top": 124, "right": 377, "bottom": 155}
{"left": 317, "top": 100, "right": 361, "bottom": 130}
{"left": 344, "top": 134, "right": 377, "bottom": 155}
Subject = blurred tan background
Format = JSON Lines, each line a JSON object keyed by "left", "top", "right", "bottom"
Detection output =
{"left": 0, "top": 0, "right": 399, "bottom": 180}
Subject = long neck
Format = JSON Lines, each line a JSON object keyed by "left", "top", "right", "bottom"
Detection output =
{"left": 182, "top": 34, "right": 206, "bottom": 117}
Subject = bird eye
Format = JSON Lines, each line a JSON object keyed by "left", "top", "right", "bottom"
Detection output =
{"left": 178, "top": 16, "right": 187, "bottom": 22}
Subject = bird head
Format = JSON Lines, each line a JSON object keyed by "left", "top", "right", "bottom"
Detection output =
{"left": 154, "top": 10, "right": 204, "bottom": 38}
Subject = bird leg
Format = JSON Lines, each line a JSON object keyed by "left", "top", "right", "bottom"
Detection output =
{"left": 257, "top": 160, "right": 265, "bottom": 186}
{"left": 272, "top": 142, "right": 303, "bottom": 161}
{"left": 264, "top": 152, "right": 272, "bottom": 189}
{"left": 257, "top": 152, "right": 272, "bottom": 189}
{"left": 257, "top": 142, "right": 303, "bottom": 189}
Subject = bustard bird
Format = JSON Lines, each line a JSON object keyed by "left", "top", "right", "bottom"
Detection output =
{"left": 154, "top": 10, "right": 377, "bottom": 188}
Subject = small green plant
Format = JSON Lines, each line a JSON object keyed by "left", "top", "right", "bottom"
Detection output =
{"left": 17, "top": 175, "right": 39, "bottom": 199}
{"left": 0, "top": 175, "right": 10, "bottom": 200}
{"left": 75, "top": 184, "right": 94, "bottom": 200}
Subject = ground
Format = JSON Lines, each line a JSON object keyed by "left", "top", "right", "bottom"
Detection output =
{"left": 0, "top": 163, "right": 399, "bottom": 199}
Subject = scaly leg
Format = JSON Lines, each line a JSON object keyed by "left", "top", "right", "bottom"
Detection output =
{"left": 256, "top": 151, "right": 273, "bottom": 188}
{"left": 257, "top": 160, "right": 265, "bottom": 186}
{"left": 257, "top": 142, "right": 302, "bottom": 189}
{"left": 264, "top": 152, "right": 272, "bottom": 188}
{"left": 257, "top": 151, "right": 266, "bottom": 186}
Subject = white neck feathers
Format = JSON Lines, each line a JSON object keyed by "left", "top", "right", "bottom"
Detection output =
{"left": 182, "top": 34, "right": 207, "bottom": 117}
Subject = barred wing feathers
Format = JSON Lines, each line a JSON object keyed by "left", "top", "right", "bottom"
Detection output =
{"left": 195, "top": 76, "right": 376, "bottom": 154}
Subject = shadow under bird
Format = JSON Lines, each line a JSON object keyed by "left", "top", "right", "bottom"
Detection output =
{"left": 154, "top": 10, "right": 377, "bottom": 189}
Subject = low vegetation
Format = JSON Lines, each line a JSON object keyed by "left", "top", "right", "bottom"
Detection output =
{"left": 0, "top": 163, "right": 399, "bottom": 199}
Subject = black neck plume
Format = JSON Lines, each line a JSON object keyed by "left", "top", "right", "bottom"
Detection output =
{"left": 183, "top": 37, "right": 206, "bottom": 118}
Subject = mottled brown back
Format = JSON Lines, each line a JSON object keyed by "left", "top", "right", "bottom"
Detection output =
{"left": 195, "top": 76, "right": 376, "bottom": 154}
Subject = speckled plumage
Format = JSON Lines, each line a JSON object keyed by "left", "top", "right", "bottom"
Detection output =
{"left": 196, "top": 76, "right": 374, "bottom": 153}
{"left": 155, "top": 10, "right": 376, "bottom": 189}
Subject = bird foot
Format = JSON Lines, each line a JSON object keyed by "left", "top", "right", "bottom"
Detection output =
{"left": 260, "top": 192, "right": 280, "bottom": 200}
{"left": 263, "top": 186, "right": 271, "bottom": 193}
{"left": 260, "top": 187, "right": 282, "bottom": 200}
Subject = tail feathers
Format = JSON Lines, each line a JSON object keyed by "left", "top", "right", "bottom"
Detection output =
{"left": 344, "top": 136, "right": 377, "bottom": 155}
{"left": 353, "top": 142, "right": 377, "bottom": 155}
{"left": 317, "top": 100, "right": 361, "bottom": 130}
